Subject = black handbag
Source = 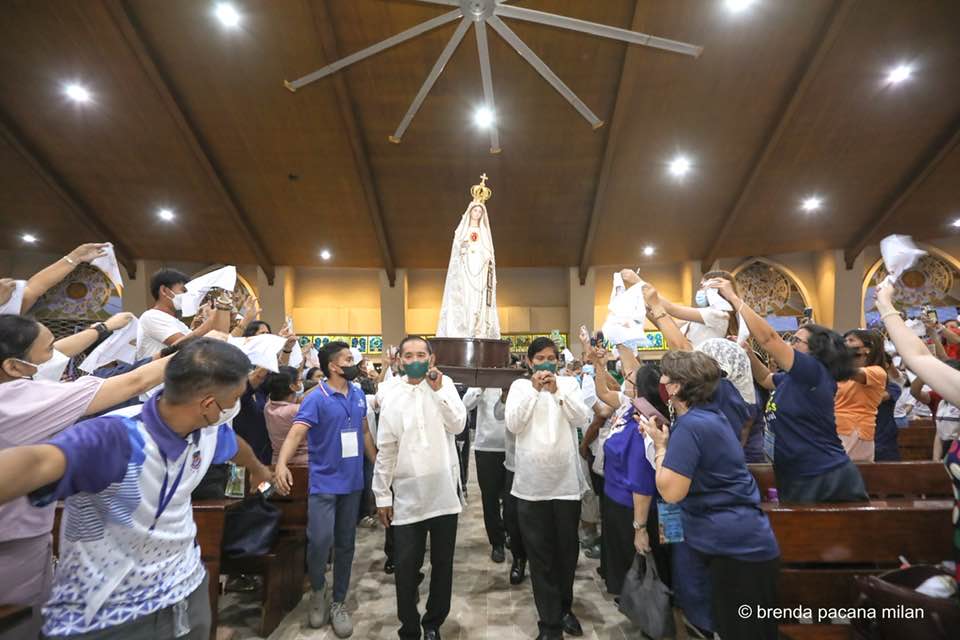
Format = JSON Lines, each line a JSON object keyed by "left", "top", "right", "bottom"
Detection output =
{"left": 221, "top": 491, "right": 281, "bottom": 558}
{"left": 191, "top": 463, "right": 230, "bottom": 500}
{"left": 618, "top": 552, "right": 675, "bottom": 639}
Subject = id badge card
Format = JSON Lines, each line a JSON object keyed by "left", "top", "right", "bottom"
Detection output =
{"left": 341, "top": 430, "right": 359, "bottom": 458}
{"left": 657, "top": 499, "right": 684, "bottom": 544}
{"left": 763, "top": 424, "right": 775, "bottom": 463}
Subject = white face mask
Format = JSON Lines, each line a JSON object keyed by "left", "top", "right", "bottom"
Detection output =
{"left": 34, "top": 349, "right": 70, "bottom": 382}
{"left": 209, "top": 399, "right": 241, "bottom": 426}
{"left": 165, "top": 289, "right": 184, "bottom": 311}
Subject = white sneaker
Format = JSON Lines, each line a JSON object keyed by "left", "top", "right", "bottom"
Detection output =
{"left": 308, "top": 587, "right": 330, "bottom": 628}
{"left": 330, "top": 601, "right": 353, "bottom": 638}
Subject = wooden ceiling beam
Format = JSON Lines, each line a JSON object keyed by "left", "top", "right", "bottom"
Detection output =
{"left": 307, "top": 0, "right": 397, "bottom": 286}
{"left": 106, "top": 0, "right": 276, "bottom": 284}
{"left": 699, "top": 0, "right": 856, "bottom": 273}
{"left": 843, "top": 114, "right": 960, "bottom": 269}
{"left": 576, "top": 1, "right": 641, "bottom": 286}
{"left": 0, "top": 109, "right": 138, "bottom": 279}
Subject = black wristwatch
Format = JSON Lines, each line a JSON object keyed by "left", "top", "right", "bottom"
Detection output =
{"left": 91, "top": 322, "right": 112, "bottom": 341}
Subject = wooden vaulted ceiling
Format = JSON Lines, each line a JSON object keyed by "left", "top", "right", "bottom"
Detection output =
{"left": 1, "top": 0, "right": 958, "bottom": 284}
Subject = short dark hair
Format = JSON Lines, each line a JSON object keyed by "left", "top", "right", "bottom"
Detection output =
{"left": 163, "top": 338, "right": 252, "bottom": 404}
{"left": 0, "top": 315, "right": 41, "bottom": 363}
{"left": 527, "top": 336, "right": 559, "bottom": 361}
{"left": 843, "top": 329, "right": 885, "bottom": 368}
{"left": 264, "top": 366, "right": 298, "bottom": 401}
{"left": 660, "top": 350, "right": 721, "bottom": 407}
{"left": 398, "top": 335, "right": 432, "bottom": 356}
{"left": 150, "top": 268, "right": 189, "bottom": 300}
{"left": 800, "top": 324, "right": 855, "bottom": 381}
{"left": 242, "top": 320, "right": 272, "bottom": 337}
{"left": 319, "top": 341, "right": 350, "bottom": 377}
{"left": 305, "top": 366, "right": 323, "bottom": 381}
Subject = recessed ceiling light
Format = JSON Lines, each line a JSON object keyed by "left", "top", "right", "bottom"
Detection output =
{"left": 642, "top": 245, "right": 655, "bottom": 257}
{"left": 215, "top": 2, "right": 241, "bottom": 28}
{"left": 474, "top": 106, "right": 494, "bottom": 129}
{"left": 951, "top": 218, "right": 960, "bottom": 228}
{"left": 319, "top": 249, "right": 332, "bottom": 261}
{"left": 801, "top": 196, "right": 823, "bottom": 212}
{"left": 157, "top": 208, "right": 175, "bottom": 222}
{"left": 64, "top": 83, "right": 91, "bottom": 103}
{"left": 725, "top": 0, "right": 757, "bottom": 12}
{"left": 668, "top": 155, "right": 692, "bottom": 179}
{"left": 21, "top": 233, "right": 38, "bottom": 244}
{"left": 886, "top": 63, "right": 913, "bottom": 85}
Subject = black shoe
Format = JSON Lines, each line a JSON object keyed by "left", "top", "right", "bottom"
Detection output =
{"left": 424, "top": 628, "right": 441, "bottom": 640}
{"left": 562, "top": 611, "right": 584, "bottom": 637}
{"left": 535, "top": 629, "right": 562, "bottom": 640}
{"left": 384, "top": 559, "right": 394, "bottom": 575}
{"left": 491, "top": 545, "right": 505, "bottom": 563}
{"left": 509, "top": 557, "right": 527, "bottom": 585}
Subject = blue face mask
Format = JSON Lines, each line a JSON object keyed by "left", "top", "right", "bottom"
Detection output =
{"left": 582, "top": 364, "right": 595, "bottom": 376}
{"left": 695, "top": 290, "right": 708, "bottom": 307}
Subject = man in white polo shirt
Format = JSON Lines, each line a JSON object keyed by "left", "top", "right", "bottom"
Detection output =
{"left": 0, "top": 338, "right": 272, "bottom": 639}
{"left": 136, "top": 268, "right": 227, "bottom": 360}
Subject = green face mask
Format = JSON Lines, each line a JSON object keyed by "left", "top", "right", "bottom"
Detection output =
{"left": 532, "top": 361, "right": 557, "bottom": 373}
{"left": 403, "top": 361, "right": 430, "bottom": 379}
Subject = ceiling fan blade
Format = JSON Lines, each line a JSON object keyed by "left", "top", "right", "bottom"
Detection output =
{"left": 496, "top": 4, "right": 702, "bottom": 57}
{"left": 391, "top": 17, "right": 472, "bottom": 143}
{"left": 413, "top": 0, "right": 461, "bottom": 6}
{"left": 285, "top": 9, "right": 463, "bottom": 91}
{"left": 487, "top": 16, "right": 603, "bottom": 129}
{"left": 475, "top": 21, "right": 501, "bottom": 153}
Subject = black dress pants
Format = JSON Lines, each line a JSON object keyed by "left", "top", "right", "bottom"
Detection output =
{"left": 503, "top": 471, "right": 526, "bottom": 561}
{"left": 517, "top": 498, "right": 581, "bottom": 635}
{"left": 392, "top": 513, "right": 459, "bottom": 639}
{"left": 474, "top": 450, "right": 507, "bottom": 547}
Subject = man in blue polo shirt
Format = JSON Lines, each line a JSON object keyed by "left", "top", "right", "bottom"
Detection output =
{"left": 0, "top": 338, "right": 272, "bottom": 639}
{"left": 275, "top": 341, "right": 377, "bottom": 638}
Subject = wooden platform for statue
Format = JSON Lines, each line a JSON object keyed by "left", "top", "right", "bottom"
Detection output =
{"left": 429, "top": 336, "right": 526, "bottom": 389}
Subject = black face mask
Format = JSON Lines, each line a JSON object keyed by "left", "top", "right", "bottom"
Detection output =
{"left": 338, "top": 364, "right": 360, "bottom": 381}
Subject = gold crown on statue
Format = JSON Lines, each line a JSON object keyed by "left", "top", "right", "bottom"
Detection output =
{"left": 470, "top": 173, "right": 492, "bottom": 204}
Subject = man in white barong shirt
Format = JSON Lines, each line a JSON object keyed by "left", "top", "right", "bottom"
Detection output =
{"left": 373, "top": 336, "right": 467, "bottom": 640}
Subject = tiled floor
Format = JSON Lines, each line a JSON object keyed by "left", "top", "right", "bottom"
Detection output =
{"left": 220, "top": 462, "right": 637, "bottom": 640}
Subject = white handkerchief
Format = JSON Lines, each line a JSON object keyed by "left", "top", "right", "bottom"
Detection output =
{"left": 350, "top": 347, "right": 363, "bottom": 365}
{"left": 287, "top": 342, "right": 303, "bottom": 368}
{"left": 736, "top": 313, "right": 750, "bottom": 344}
{"left": 90, "top": 243, "right": 123, "bottom": 291}
{"left": 562, "top": 348, "right": 575, "bottom": 363}
{"left": 880, "top": 235, "right": 926, "bottom": 282}
{"left": 182, "top": 266, "right": 237, "bottom": 316}
{"left": 228, "top": 334, "right": 287, "bottom": 372}
{"left": 79, "top": 319, "right": 139, "bottom": 373}
{"left": 603, "top": 274, "right": 649, "bottom": 348}
{"left": 706, "top": 288, "right": 733, "bottom": 312}
{"left": 0, "top": 280, "right": 26, "bottom": 315}
{"left": 304, "top": 346, "right": 320, "bottom": 370}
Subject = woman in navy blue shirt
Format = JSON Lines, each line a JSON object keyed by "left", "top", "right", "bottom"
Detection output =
{"left": 643, "top": 350, "right": 780, "bottom": 640}
{"left": 705, "top": 278, "right": 867, "bottom": 503}
{"left": 601, "top": 363, "right": 670, "bottom": 596}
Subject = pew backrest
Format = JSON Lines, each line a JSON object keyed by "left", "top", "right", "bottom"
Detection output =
{"left": 748, "top": 461, "right": 950, "bottom": 498}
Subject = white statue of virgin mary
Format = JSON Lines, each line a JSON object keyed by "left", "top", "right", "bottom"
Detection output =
{"left": 436, "top": 176, "right": 501, "bottom": 339}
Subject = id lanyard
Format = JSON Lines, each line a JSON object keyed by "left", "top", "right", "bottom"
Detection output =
{"left": 318, "top": 382, "right": 355, "bottom": 430}
{"left": 152, "top": 434, "right": 198, "bottom": 531}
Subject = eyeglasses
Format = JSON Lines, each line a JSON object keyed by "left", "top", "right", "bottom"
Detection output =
{"left": 787, "top": 335, "right": 808, "bottom": 346}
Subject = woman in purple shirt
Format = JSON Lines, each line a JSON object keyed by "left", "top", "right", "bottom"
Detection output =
{"left": 601, "top": 363, "right": 670, "bottom": 596}
{"left": 0, "top": 314, "right": 169, "bottom": 635}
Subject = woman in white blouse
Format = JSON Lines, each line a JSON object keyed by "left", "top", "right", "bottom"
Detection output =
{"left": 506, "top": 337, "right": 591, "bottom": 640}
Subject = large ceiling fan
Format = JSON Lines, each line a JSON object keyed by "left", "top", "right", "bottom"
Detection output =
{"left": 285, "top": 0, "right": 702, "bottom": 153}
